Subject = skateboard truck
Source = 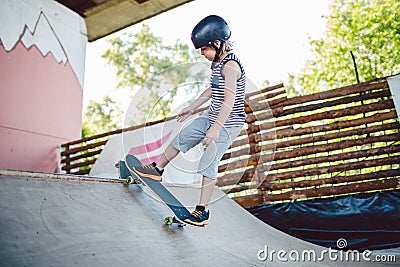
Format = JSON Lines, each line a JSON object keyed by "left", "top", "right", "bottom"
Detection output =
{"left": 126, "top": 175, "right": 141, "bottom": 185}
{"left": 164, "top": 216, "right": 186, "bottom": 227}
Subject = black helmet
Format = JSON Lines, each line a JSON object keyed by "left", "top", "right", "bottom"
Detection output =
{"left": 191, "top": 15, "right": 231, "bottom": 49}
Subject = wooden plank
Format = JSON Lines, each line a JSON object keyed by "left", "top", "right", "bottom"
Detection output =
{"left": 262, "top": 178, "right": 399, "bottom": 203}
{"left": 219, "top": 153, "right": 259, "bottom": 173}
{"left": 61, "top": 149, "right": 103, "bottom": 164}
{"left": 264, "top": 169, "right": 400, "bottom": 191}
{"left": 264, "top": 111, "right": 397, "bottom": 140}
{"left": 245, "top": 91, "right": 287, "bottom": 111}
{"left": 245, "top": 83, "right": 284, "bottom": 99}
{"left": 261, "top": 156, "right": 400, "bottom": 184}
{"left": 260, "top": 132, "right": 400, "bottom": 163}
{"left": 281, "top": 79, "right": 387, "bottom": 107}
{"left": 217, "top": 167, "right": 257, "bottom": 187}
{"left": 260, "top": 99, "right": 395, "bottom": 127}
{"left": 232, "top": 193, "right": 264, "bottom": 208}
{"left": 61, "top": 140, "right": 107, "bottom": 157}
{"left": 218, "top": 145, "right": 400, "bottom": 189}
{"left": 269, "top": 144, "right": 400, "bottom": 172}
{"left": 62, "top": 159, "right": 96, "bottom": 172}
{"left": 262, "top": 122, "right": 400, "bottom": 152}
{"left": 278, "top": 89, "right": 391, "bottom": 118}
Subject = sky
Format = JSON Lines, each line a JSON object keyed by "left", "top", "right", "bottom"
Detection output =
{"left": 83, "top": 0, "right": 331, "bottom": 109}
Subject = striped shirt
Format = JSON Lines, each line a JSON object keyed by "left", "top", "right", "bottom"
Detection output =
{"left": 208, "top": 53, "right": 246, "bottom": 128}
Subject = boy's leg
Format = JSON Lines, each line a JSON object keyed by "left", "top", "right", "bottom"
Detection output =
{"left": 131, "top": 144, "right": 180, "bottom": 180}
{"left": 157, "top": 114, "right": 209, "bottom": 170}
{"left": 132, "top": 115, "right": 209, "bottom": 180}
{"left": 184, "top": 176, "right": 215, "bottom": 226}
{"left": 199, "top": 176, "right": 217, "bottom": 207}
{"left": 185, "top": 126, "right": 242, "bottom": 226}
{"left": 156, "top": 144, "right": 180, "bottom": 169}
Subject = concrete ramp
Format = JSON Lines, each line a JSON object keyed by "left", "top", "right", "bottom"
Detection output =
{"left": 0, "top": 171, "right": 382, "bottom": 266}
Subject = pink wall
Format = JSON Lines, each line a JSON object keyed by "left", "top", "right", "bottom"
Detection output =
{"left": 0, "top": 42, "right": 83, "bottom": 172}
{"left": 0, "top": 0, "right": 87, "bottom": 173}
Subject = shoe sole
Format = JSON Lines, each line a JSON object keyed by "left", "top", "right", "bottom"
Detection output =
{"left": 132, "top": 169, "right": 162, "bottom": 181}
{"left": 184, "top": 219, "right": 209, "bottom": 227}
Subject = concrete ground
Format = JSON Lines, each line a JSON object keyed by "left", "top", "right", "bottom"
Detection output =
{"left": 0, "top": 170, "right": 397, "bottom": 266}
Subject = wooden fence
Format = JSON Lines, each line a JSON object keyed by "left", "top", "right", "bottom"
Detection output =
{"left": 61, "top": 77, "right": 400, "bottom": 208}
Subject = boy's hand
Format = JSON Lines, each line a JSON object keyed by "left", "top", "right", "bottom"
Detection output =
{"left": 203, "top": 127, "right": 219, "bottom": 146}
{"left": 176, "top": 107, "right": 194, "bottom": 122}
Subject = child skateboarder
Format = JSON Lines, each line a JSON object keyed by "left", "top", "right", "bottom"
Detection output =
{"left": 132, "top": 15, "right": 246, "bottom": 226}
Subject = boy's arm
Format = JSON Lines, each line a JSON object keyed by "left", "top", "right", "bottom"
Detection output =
{"left": 176, "top": 87, "right": 212, "bottom": 122}
{"left": 203, "top": 61, "right": 241, "bottom": 145}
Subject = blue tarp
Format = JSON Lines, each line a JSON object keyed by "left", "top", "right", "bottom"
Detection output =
{"left": 247, "top": 190, "right": 400, "bottom": 251}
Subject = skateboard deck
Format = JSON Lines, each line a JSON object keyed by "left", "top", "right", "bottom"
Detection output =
{"left": 117, "top": 154, "right": 141, "bottom": 181}
{"left": 124, "top": 155, "right": 194, "bottom": 227}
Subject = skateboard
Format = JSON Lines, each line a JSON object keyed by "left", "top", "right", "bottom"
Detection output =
{"left": 123, "top": 155, "right": 194, "bottom": 227}
{"left": 116, "top": 154, "right": 141, "bottom": 183}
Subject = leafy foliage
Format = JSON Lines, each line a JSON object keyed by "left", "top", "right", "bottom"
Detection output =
{"left": 83, "top": 24, "right": 205, "bottom": 135}
{"left": 299, "top": 0, "right": 400, "bottom": 93}
{"left": 102, "top": 24, "right": 204, "bottom": 124}
{"left": 82, "top": 96, "right": 122, "bottom": 137}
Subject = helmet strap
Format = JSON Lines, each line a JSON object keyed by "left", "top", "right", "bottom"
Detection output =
{"left": 210, "top": 41, "right": 223, "bottom": 69}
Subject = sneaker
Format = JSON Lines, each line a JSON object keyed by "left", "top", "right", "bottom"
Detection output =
{"left": 132, "top": 162, "right": 163, "bottom": 181}
{"left": 184, "top": 205, "right": 210, "bottom": 226}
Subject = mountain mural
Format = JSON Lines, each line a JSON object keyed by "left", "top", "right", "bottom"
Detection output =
{"left": 0, "top": 0, "right": 86, "bottom": 87}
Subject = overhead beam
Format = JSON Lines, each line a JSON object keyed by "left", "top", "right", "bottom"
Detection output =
{"left": 84, "top": 0, "right": 192, "bottom": 41}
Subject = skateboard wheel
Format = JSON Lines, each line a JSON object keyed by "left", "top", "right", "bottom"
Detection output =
{"left": 126, "top": 176, "right": 134, "bottom": 184}
{"left": 164, "top": 216, "right": 173, "bottom": 225}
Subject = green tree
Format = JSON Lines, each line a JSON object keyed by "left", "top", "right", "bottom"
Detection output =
{"left": 102, "top": 24, "right": 204, "bottom": 124}
{"left": 82, "top": 96, "right": 122, "bottom": 137}
{"left": 285, "top": 73, "right": 302, "bottom": 98}
{"left": 261, "top": 80, "right": 270, "bottom": 89}
{"left": 299, "top": 0, "right": 400, "bottom": 93}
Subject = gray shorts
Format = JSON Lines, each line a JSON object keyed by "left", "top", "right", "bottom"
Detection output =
{"left": 170, "top": 112, "right": 242, "bottom": 179}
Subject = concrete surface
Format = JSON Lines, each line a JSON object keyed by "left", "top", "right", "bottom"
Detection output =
{"left": 0, "top": 171, "right": 396, "bottom": 266}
